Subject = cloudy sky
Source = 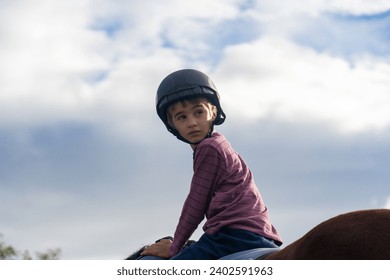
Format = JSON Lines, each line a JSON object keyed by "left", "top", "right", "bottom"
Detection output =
{"left": 1, "top": 0, "right": 390, "bottom": 259}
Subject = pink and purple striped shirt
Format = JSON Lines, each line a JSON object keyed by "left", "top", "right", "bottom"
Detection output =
{"left": 169, "top": 132, "right": 282, "bottom": 257}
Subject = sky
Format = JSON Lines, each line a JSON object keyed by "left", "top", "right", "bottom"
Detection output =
{"left": 1, "top": 0, "right": 390, "bottom": 259}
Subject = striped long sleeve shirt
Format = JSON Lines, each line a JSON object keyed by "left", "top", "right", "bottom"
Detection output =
{"left": 169, "top": 132, "right": 282, "bottom": 257}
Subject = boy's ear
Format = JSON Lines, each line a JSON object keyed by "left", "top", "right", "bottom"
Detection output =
{"left": 212, "top": 105, "right": 218, "bottom": 121}
{"left": 167, "top": 115, "right": 175, "bottom": 129}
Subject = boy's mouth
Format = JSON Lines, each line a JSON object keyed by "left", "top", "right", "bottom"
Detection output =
{"left": 188, "top": 130, "right": 201, "bottom": 136}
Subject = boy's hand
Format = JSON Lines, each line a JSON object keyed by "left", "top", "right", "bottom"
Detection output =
{"left": 140, "top": 239, "right": 172, "bottom": 258}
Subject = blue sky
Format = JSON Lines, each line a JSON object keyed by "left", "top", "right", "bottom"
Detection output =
{"left": 1, "top": 0, "right": 390, "bottom": 259}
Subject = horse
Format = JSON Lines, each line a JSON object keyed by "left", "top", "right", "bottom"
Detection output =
{"left": 125, "top": 209, "right": 390, "bottom": 260}
{"left": 263, "top": 209, "right": 390, "bottom": 260}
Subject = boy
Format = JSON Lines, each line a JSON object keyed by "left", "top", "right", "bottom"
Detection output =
{"left": 141, "top": 69, "right": 282, "bottom": 259}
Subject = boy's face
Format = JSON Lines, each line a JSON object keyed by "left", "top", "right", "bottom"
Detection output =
{"left": 167, "top": 98, "right": 216, "bottom": 147}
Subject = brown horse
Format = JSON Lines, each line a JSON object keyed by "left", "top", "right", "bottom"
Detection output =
{"left": 263, "top": 209, "right": 390, "bottom": 260}
{"left": 126, "top": 209, "right": 390, "bottom": 260}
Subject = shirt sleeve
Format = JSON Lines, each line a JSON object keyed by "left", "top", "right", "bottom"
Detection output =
{"left": 169, "top": 144, "right": 223, "bottom": 257}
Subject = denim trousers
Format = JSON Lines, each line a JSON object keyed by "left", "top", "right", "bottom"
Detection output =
{"left": 170, "top": 228, "right": 278, "bottom": 260}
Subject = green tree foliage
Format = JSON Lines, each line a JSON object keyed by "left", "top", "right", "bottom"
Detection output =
{"left": 0, "top": 235, "right": 17, "bottom": 260}
{"left": 0, "top": 234, "right": 61, "bottom": 260}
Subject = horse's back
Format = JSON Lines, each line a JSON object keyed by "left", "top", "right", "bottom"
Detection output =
{"left": 265, "top": 209, "right": 390, "bottom": 260}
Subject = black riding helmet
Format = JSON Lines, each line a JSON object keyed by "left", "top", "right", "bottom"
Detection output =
{"left": 156, "top": 69, "right": 226, "bottom": 143}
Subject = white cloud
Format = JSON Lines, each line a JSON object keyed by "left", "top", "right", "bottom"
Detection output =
{"left": 214, "top": 37, "right": 390, "bottom": 133}
{"left": 0, "top": 0, "right": 241, "bottom": 129}
{"left": 253, "top": 0, "right": 390, "bottom": 17}
{"left": 251, "top": 0, "right": 390, "bottom": 43}
{"left": 88, "top": 0, "right": 241, "bottom": 55}
{"left": 385, "top": 197, "right": 390, "bottom": 209}
{"left": 1, "top": 0, "right": 389, "bottom": 136}
{"left": 325, "top": 0, "right": 390, "bottom": 14}
{"left": 0, "top": 0, "right": 113, "bottom": 127}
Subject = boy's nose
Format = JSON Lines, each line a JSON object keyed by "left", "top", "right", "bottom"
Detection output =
{"left": 188, "top": 117, "right": 197, "bottom": 127}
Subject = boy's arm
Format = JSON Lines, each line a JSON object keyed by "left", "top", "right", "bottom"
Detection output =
{"left": 170, "top": 145, "right": 222, "bottom": 256}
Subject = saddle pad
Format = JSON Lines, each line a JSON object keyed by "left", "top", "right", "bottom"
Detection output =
{"left": 219, "top": 248, "right": 280, "bottom": 260}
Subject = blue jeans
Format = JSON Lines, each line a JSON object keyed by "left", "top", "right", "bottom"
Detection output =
{"left": 170, "top": 228, "right": 278, "bottom": 260}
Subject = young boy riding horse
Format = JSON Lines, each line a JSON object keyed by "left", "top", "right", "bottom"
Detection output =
{"left": 140, "top": 69, "right": 282, "bottom": 260}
